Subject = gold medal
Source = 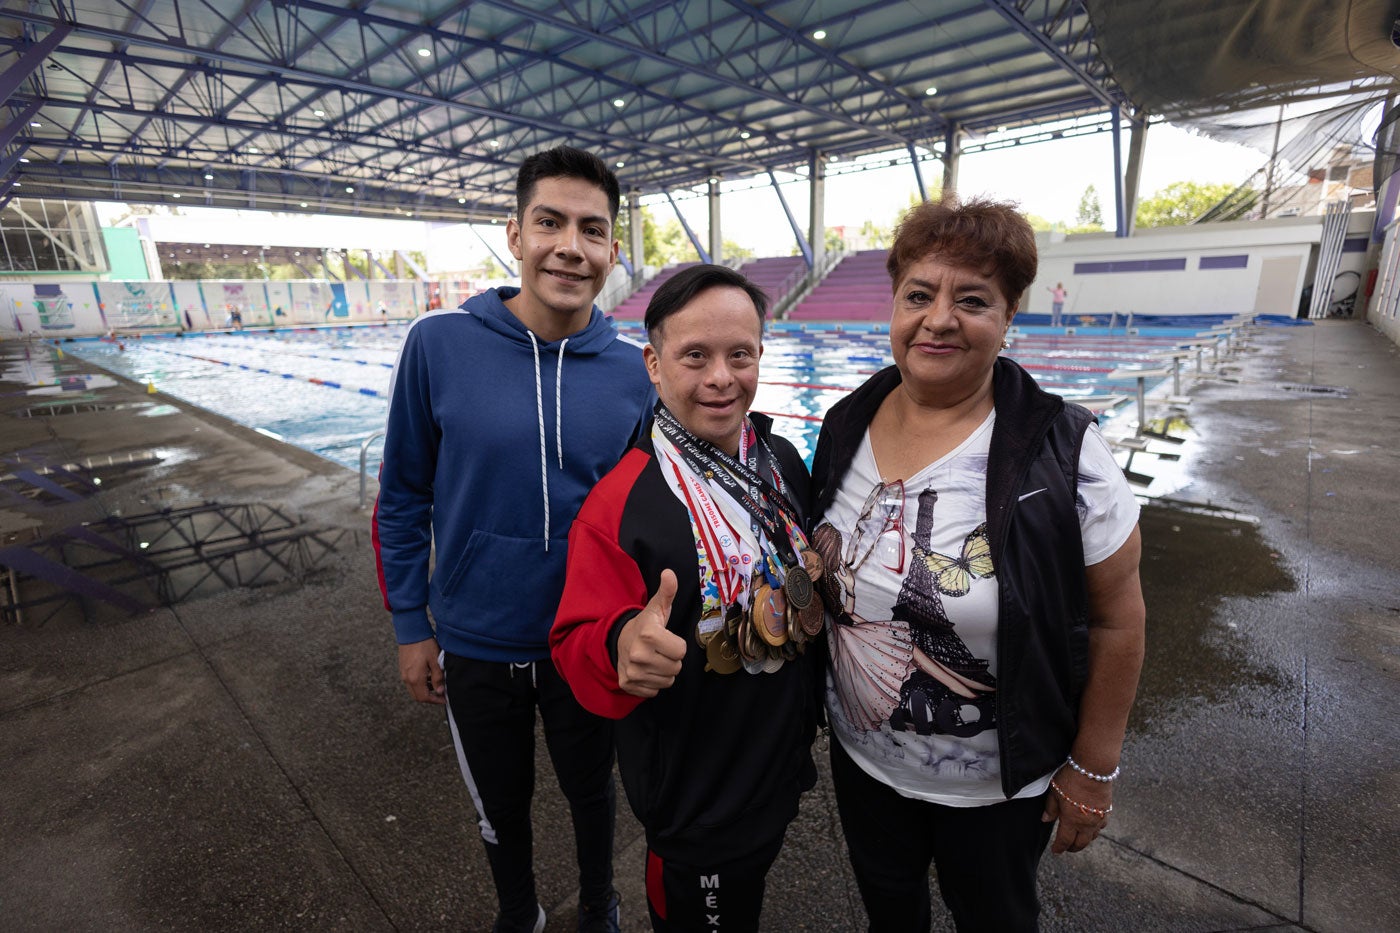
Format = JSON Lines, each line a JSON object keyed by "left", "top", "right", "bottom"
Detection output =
{"left": 705, "top": 628, "right": 742, "bottom": 674}
{"left": 755, "top": 585, "right": 789, "bottom": 647}
{"left": 696, "top": 609, "right": 724, "bottom": 647}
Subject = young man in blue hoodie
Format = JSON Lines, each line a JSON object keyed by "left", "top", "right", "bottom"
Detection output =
{"left": 374, "top": 146, "right": 654, "bottom": 933}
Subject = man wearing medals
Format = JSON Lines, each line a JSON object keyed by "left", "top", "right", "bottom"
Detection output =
{"left": 552, "top": 264, "right": 823, "bottom": 933}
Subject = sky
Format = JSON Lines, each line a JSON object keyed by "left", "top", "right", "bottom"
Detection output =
{"left": 101, "top": 119, "right": 1270, "bottom": 273}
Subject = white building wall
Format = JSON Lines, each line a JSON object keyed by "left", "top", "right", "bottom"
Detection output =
{"left": 1028, "top": 211, "right": 1374, "bottom": 320}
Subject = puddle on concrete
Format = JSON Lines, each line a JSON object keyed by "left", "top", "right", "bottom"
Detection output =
{"left": 1130, "top": 499, "right": 1295, "bottom": 731}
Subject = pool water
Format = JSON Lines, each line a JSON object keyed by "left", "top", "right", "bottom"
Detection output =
{"left": 64, "top": 321, "right": 1203, "bottom": 474}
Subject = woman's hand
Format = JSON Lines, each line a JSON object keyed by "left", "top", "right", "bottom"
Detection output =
{"left": 1043, "top": 764, "right": 1113, "bottom": 854}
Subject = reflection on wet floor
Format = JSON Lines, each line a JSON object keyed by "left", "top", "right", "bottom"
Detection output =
{"left": 1131, "top": 499, "right": 1295, "bottom": 731}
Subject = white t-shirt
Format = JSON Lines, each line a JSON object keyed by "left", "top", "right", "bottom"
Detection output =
{"left": 819, "top": 411, "right": 1139, "bottom": 806}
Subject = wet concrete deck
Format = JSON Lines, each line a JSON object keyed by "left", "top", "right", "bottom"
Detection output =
{"left": 1, "top": 320, "right": 1396, "bottom": 932}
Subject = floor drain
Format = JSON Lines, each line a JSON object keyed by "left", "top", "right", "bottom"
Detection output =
{"left": 1277, "top": 383, "right": 1349, "bottom": 397}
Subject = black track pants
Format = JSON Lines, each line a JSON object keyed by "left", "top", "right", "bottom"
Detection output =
{"left": 443, "top": 652, "right": 617, "bottom": 928}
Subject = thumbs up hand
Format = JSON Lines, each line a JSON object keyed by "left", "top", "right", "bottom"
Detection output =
{"left": 616, "top": 569, "right": 688, "bottom": 697}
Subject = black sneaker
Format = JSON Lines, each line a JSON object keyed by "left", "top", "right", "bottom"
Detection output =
{"left": 491, "top": 904, "right": 545, "bottom": 933}
{"left": 578, "top": 890, "right": 621, "bottom": 933}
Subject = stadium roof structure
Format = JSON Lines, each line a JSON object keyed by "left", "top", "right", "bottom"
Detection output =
{"left": 1, "top": 1, "right": 1397, "bottom": 225}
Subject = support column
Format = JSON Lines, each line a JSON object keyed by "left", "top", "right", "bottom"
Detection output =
{"left": 666, "top": 191, "right": 710, "bottom": 264}
{"left": 1123, "top": 113, "right": 1149, "bottom": 237}
{"left": 470, "top": 228, "right": 515, "bottom": 278}
{"left": 808, "top": 152, "right": 826, "bottom": 270}
{"left": 770, "top": 169, "right": 812, "bottom": 268}
{"left": 1111, "top": 105, "right": 1127, "bottom": 237}
{"left": 1372, "top": 96, "right": 1398, "bottom": 244}
{"left": 908, "top": 143, "right": 927, "bottom": 202}
{"left": 628, "top": 190, "right": 644, "bottom": 284}
{"left": 708, "top": 175, "right": 723, "bottom": 265}
{"left": 942, "top": 123, "right": 960, "bottom": 196}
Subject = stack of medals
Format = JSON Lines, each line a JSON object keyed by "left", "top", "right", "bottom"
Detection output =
{"left": 653, "top": 406, "right": 828, "bottom": 676}
{"left": 697, "top": 550, "right": 826, "bottom": 675}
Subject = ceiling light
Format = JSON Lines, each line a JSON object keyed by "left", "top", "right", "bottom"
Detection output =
{"left": 204, "top": 172, "right": 214, "bottom": 180}
{"left": 345, "top": 185, "right": 355, "bottom": 193}
{"left": 612, "top": 98, "right": 625, "bottom": 108}
{"left": 19, "top": 157, "right": 30, "bottom": 163}
{"left": 925, "top": 86, "right": 937, "bottom": 96}
{"left": 416, "top": 48, "right": 431, "bottom": 57}
{"left": 29, "top": 121, "right": 41, "bottom": 128}
{"left": 172, "top": 193, "right": 180, "bottom": 198}
{"left": 405, "top": 167, "right": 415, "bottom": 173}
{"left": 204, "top": 243, "right": 210, "bottom": 248}
{"left": 313, "top": 109, "right": 325, "bottom": 117}
{"left": 739, "top": 131, "right": 751, "bottom": 139}
{"left": 299, "top": 201, "right": 308, "bottom": 207}
{"left": 616, "top": 161, "right": 625, "bottom": 168}
{"left": 489, "top": 140, "right": 500, "bottom": 148}
{"left": 812, "top": 29, "right": 827, "bottom": 40}
{"left": 11, "top": 182, "right": 19, "bottom": 187}
{"left": 457, "top": 197, "right": 466, "bottom": 204}
{"left": 248, "top": 146, "right": 260, "bottom": 153}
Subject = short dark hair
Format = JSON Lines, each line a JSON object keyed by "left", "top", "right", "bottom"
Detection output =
{"left": 515, "top": 146, "right": 621, "bottom": 223}
{"left": 887, "top": 195, "right": 1038, "bottom": 305}
{"left": 644, "top": 264, "right": 768, "bottom": 345}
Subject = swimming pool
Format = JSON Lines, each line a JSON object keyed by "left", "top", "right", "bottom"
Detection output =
{"left": 63, "top": 320, "right": 1207, "bottom": 474}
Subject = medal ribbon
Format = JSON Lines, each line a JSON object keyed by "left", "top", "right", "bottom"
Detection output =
{"left": 653, "top": 404, "right": 806, "bottom": 567}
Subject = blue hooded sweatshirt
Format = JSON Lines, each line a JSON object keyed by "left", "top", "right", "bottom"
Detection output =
{"left": 373, "top": 287, "right": 655, "bottom": 661}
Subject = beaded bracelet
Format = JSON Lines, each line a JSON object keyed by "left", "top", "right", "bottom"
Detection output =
{"left": 1049, "top": 779, "right": 1113, "bottom": 818}
{"left": 1066, "top": 755, "right": 1120, "bottom": 782}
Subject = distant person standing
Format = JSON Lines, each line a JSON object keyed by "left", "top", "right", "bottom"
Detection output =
{"left": 374, "top": 146, "right": 654, "bottom": 933}
{"left": 1047, "top": 281, "right": 1068, "bottom": 326}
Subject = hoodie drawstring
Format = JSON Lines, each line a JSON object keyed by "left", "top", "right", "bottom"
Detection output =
{"left": 528, "top": 331, "right": 551, "bottom": 551}
{"left": 555, "top": 338, "right": 568, "bottom": 469}
{"left": 528, "top": 332, "right": 569, "bottom": 552}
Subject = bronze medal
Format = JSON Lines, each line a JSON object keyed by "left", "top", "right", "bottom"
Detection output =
{"left": 799, "top": 595, "right": 825, "bottom": 637}
{"left": 784, "top": 564, "right": 813, "bottom": 611}
{"left": 786, "top": 602, "right": 805, "bottom": 646}
{"left": 803, "top": 548, "right": 824, "bottom": 581}
{"left": 724, "top": 602, "right": 743, "bottom": 638}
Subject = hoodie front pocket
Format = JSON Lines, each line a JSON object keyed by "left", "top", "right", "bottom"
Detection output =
{"left": 436, "top": 530, "right": 569, "bottom": 642}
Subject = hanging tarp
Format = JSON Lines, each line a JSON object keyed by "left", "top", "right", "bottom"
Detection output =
{"left": 1085, "top": 0, "right": 1400, "bottom": 116}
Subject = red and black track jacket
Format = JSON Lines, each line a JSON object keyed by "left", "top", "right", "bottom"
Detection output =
{"left": 551, "top": 416, "right": 819, "bottom": 864}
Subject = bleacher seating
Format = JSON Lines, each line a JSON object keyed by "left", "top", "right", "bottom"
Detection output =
{"left": 786, "top": 249, "right": 891, "bottom": 321}
{"left": 736, "top": 255, "right": 807, "bottom": 310}
{"left": 608, "top": 262, "right": 700, "bottom": 319}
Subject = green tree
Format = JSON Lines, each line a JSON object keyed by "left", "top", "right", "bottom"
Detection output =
{"left": 1076, "top": 185, "right": 1104, "bottom": 229}
{"left": 1133, "top": 181, "right": 1240, "bottom": 228}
